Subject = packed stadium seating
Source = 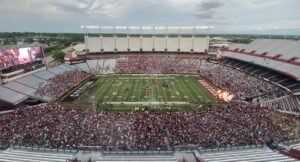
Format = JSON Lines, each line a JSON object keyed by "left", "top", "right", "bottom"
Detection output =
{"left": 35, "top": 69, "right": 91, "bottom": 98}
{"left": 221, "top": 58, "right": 300, "bottom": 92}
{"left": 1, "top": 101, "right": 300, "bottom": 161}
{"left": 219, "top": 57, "right": 300, "bottom": 113}
{"left": 199, "top": 60, "right": 288, "bottom": 101}
{"left": 0, "top": 37, "right": 299, "bottom": 161}
{"left": 0, "top": 63, "right": 93, "bottom": 107}
{"left": 115, "top": 56, "right": 202, "bottom": 74}
{"left": 0, "top": 102, "right": 298, "bottom": 150}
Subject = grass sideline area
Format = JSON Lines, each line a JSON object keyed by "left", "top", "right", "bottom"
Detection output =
{"left": 77, "top": 75, "right": 215, "bottom": 103}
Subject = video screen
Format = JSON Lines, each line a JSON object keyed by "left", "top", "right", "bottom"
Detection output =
{"left": 0, "top": 46, "right": 44, "bottom": 68}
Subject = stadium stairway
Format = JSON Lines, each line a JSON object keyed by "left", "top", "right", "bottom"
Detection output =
{"left": 201, "top": 147, "right": 298, "bottom": 162}
{"left": 0, "top": 149, "right": 74, "bottom": 162}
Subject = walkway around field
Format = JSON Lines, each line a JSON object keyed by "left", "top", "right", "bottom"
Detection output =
{"left": 104, "top": 101, "right": 189, "bottom": 105}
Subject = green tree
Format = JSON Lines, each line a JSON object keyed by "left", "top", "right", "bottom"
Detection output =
{"left": 52, "top": 50, "right": 65, "bottom": 63}
{"left": 3, "top": 39, "right": 10, "bottom": 45}
{"left": 24, "top": 37, "right": 34, "bottom": 43}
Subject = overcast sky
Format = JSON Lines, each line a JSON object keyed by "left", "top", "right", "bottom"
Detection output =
{"left": 0, "top": 0, "right": 299, "bottom": 35}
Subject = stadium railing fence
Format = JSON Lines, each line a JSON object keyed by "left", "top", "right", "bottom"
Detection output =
{"left": 198, "top": 144, "right": 266, "bottom": 153}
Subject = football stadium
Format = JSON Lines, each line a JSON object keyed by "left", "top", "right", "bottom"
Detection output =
{"left": 0, "top": 1, "right": 300, "bottom": 162}
{"left": 0, "top": 26, "right": 300, "bottom": 162}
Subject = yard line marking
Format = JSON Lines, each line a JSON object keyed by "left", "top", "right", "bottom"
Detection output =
{"left": 125, "top": 79, "right": 133, "bottom": 100}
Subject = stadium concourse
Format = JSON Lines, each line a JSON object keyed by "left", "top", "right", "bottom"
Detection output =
{"left": 0, "top": 39, "right": 299, "bottom": 161}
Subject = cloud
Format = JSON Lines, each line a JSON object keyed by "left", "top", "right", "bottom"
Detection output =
{"left": 88, "top": 0, "right": 129, "bottom": 18}
{"left": 0, "top": 0, "right": 299, "bottom": 34}
{"left": 198, "top": 0, "right": 224, "bottom": 10}
{"left": 193, "top": 0, "right": 225, "bottom": 19}
{"left": 51, "top": 0, "right": 90, "bottom": 14}
{"left": 49, "top": 0, "right": 130, "bottom": 18}
{"left": 193, "top": 12, "right": 214, "bottom": 19}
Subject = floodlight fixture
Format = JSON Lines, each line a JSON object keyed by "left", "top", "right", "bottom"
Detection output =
{"left": 84, "top": 25, "right": 100, "bottom": 29}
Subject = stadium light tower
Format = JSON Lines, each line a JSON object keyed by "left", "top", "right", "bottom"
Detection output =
{"left": 178, "top": 26, "right": 182, "bottom": 52}
{"left": 98, "top": 26, "right": 101, "bottom": 52}
{"left": 127, "top": 26, "right": 130, "bottom": 51}
{"left": 113, "top": 26, "right": 117, "bottom": 52}
{"left": 192, "top": 26, "right": 195, "bottom": 52}
{"left": 82, "top": 25, "right": 89, "bottom": 54}
{"left": 139, "top": 26, "right": 143, "bottom": 52}
{"left": 152, "top": 26, "right": 156, "bottom": 51}
{"left": 165, "top": 26, "right": 168, "bottom": 52}
{"left": 99, "top": 26, "right": 104, "bottom": 52}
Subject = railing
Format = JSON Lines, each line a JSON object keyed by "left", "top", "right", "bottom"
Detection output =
{"left": 19, "top": 141, "right": 300, "bottom": 156}
{"left": 13, "top": 143, "right": 268, "bottom": 154}
{"left": 198, "top": 144, "right": 265, "bottom": 152}
{"left": 102, "top": 150, "right": 174, "bottom": 156}
{"left": 12, "top": 145, "right": 78, "bottom": 154}
{"left": 77, "top": 146, "right": 102, "bottom": 152}
{"left": 283, "top": 139, "right": 300, "bottom": 146}
{"left": 11, "top": 145, "right": 173, "bottom": 155}
{"left": 174, "top": 145, "right": 199, "bottom": 152}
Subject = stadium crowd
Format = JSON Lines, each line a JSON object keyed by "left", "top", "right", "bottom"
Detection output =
{"left": 35, "top": 69, "right": 91, "bottom": 98}
{"left": 198, "top": 61, "right": 287, "bottom": 101}
{"left": 0, "top": 56, "right": 295, "bottom": 152}
{"left": 115, "top": 56, "right": 202, "bottom": 74}
{"left": 0, "top": 103, "right": 298, "bottom": 151}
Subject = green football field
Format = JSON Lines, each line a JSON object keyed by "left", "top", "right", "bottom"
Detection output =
{"left": 77, "top": 75, "right": 215, "bottom": 103}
